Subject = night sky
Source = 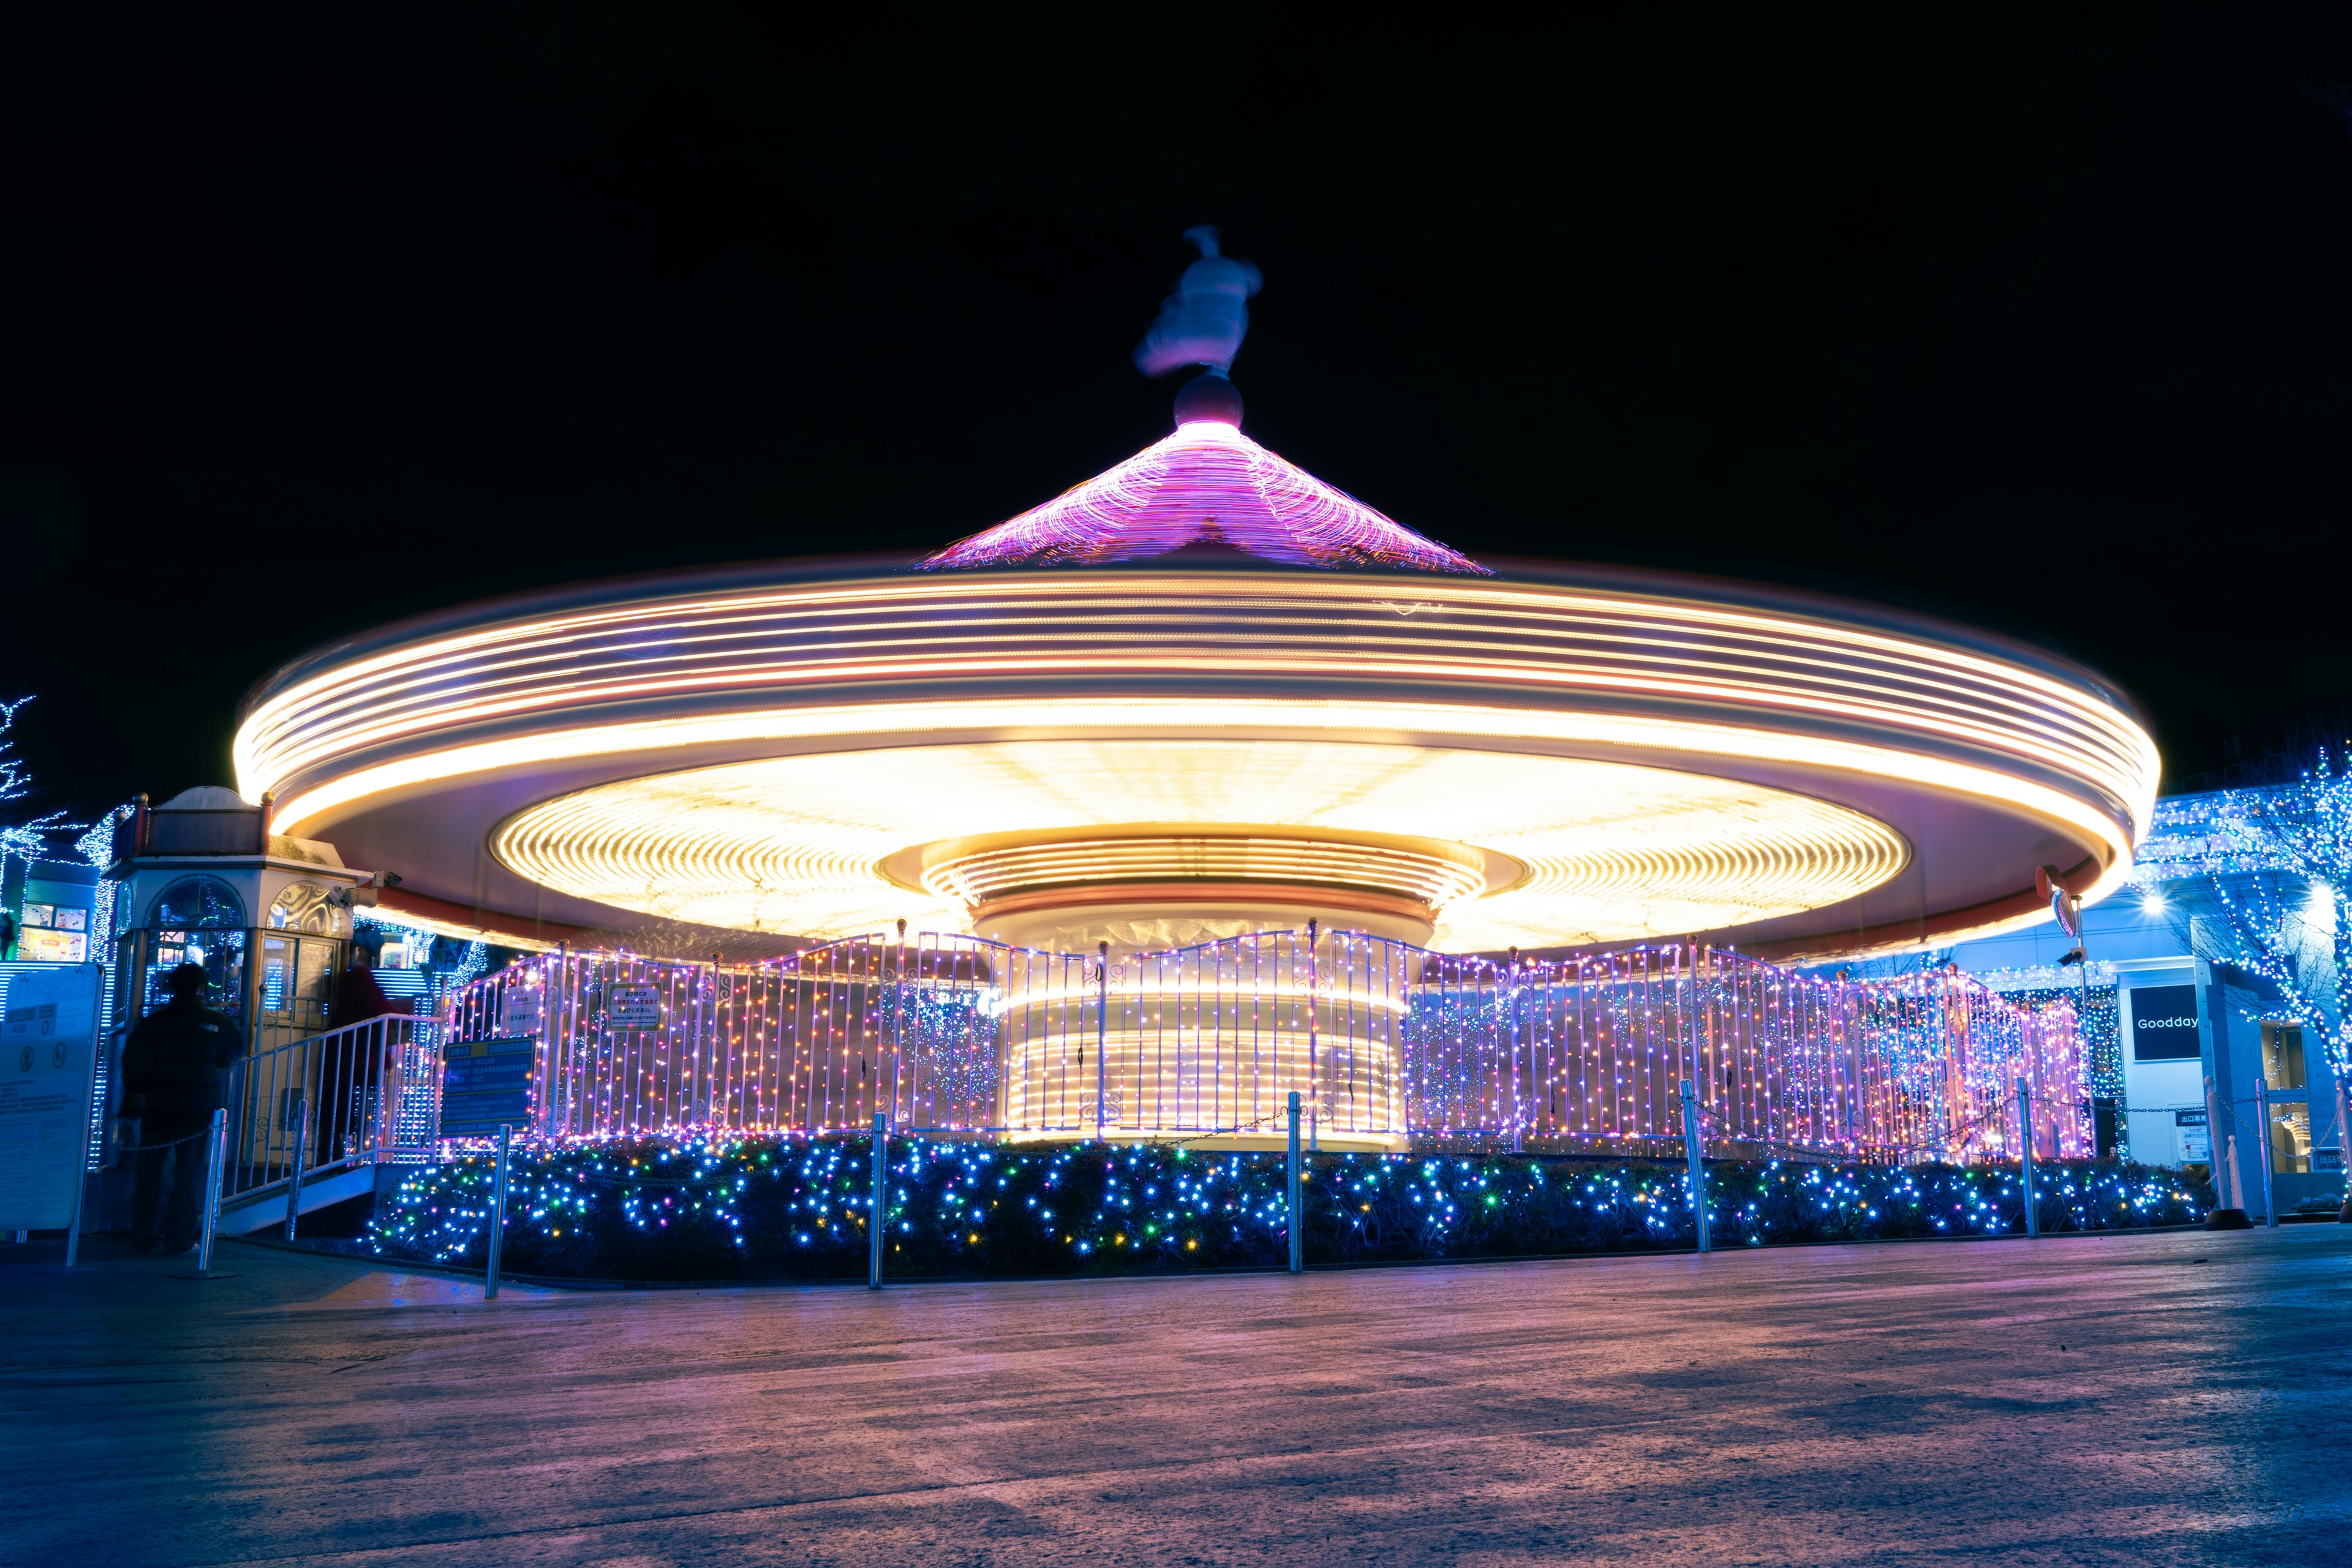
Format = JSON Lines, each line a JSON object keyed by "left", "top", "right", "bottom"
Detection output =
{"left": 7, "top": 10, "right": 2352, "bottom": 831}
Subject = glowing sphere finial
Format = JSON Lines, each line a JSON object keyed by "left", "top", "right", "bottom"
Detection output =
{"left": 1171, "top": 369, "right": 1243, "bottom": 428}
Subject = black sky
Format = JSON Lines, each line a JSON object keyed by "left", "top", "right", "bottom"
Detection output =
{"left": 7, "top": 9, "right": 2352, "bottom": 831}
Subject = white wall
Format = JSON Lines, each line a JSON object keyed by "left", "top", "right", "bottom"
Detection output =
{"left": 2118, "top": 964, "right": 2204, "bottom": 1167}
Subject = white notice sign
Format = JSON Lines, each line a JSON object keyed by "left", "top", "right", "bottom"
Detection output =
{"left": 608, "top": 983, "right": 662, "bottom": 1030}
{"left": 0, "top": 964, "right": 102, "bottom": 1232}
{"left": 497, "top": 985, "right": 544, "bottom": 1038}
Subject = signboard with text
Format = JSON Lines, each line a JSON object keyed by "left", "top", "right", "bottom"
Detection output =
{"left": 607, "top": 983, "right": 662, "bottom": 1030}
{"left": 497, "top": 986, "right": 543, "bottom": 1039}
{"left": 2173, "top": 1107, "right": 2211, "bottom": 1163}
{"left": 2130, "top": 985, "right": 2202, "bottom": 1062}
{"left": 0, "top": 965, "right": 102, "bottom": 1231}
{"left": 439, "top": 1036, "right": 535, "bottom": 1139}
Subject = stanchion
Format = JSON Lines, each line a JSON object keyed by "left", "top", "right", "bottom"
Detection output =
{"left": 484, "top": 1123, "right": 511, "bottom": 1300}
{"left": 284, "top": 1092, "right": 310, "bottom": 1242}
{"left": 2337, "top": 1077, "right": 2352, "bottom": 1224}
{"left": 1287, "top": 1090, "right": 1303, "bottom": 1274}
{"left": 1681, "top": 1080, "right": 1709, "bottom": 1253}
{"left": 2016, "top": 1076, "right": 2038, "bottom": 1238}
{"left": 186, "top": 1109, "right": 228, "bottom": 1278}
{"left": 869, "top": 1111, "right": 888, "bottom": 1290}
{"left": 2255, "top": 1080, "right": 2277, "bottom": 1228}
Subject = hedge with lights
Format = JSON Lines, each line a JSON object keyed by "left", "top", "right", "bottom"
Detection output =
{"left": 363, "top": 1134, "right": 2212, "bottom": 1282}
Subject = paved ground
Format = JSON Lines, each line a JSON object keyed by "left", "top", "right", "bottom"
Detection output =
{"left": 3, "top": 1226, "right": 2348, "bottom": 1566}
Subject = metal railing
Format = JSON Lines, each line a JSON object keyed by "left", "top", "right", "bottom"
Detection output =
{"left": 216, "top": 1011, "right": 440, "bottom": 1218}
{"left": 442, "top": 930, "right": 2090, "bottom": 1163}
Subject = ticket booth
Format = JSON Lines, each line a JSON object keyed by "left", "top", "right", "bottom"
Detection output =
{"left": 104, "top": 786, "right": 377, "bottom": 1065}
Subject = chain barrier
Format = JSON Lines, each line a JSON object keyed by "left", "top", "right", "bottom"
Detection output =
{"left": 1170, "top": 1111, "right": 1287, "bottom": 1147}
{"left": 115, "top": 1125, "right": 214, "bottom": 1153}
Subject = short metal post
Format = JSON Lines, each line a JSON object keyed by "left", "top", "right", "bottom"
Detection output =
{"left": 285, "top": 1092, "right": 310, "bottom": 1242}
{"left": 2336, "top": 1076, "right": 2351, "bottom": 1224}
{"left": 2016, "top": 1075, "right": 2038, "bottom": 1238}
{"left": 1287, "top": 1090, "right": 1303, "bottom": 1273}
{"left": 869, "top": 1111, "right": 888, "bottom": 1289}
{"left": 62, "top": 1159, "right": 86, "bottom": 1268}
{"left": 2204, "top": 1072, "right": 2226, "bottom": 1199}
{"left": 2255, "top": 1080, "right": 2276, "bottom": 1227}
{"left": 1681, "top": 1080, "right": 1709, "bottom": 1253}
{"left": 194, "top": 1107, "right": 228, "bottom": 1277}
{"left": 484, "top": 1123, "right": 511, "bottom": 1298}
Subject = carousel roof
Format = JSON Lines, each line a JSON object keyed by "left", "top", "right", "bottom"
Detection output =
{"left": 920, "top": 412, "right": 1489, "bottom": 575}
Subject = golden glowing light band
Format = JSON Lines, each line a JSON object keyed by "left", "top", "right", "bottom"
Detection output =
{"left": 235, "top": 567, "right": 2158, "bottom": 953}
{"left": 484, "top": 740, "right": 1915, "bottom": 951}
{"left": 236, "top": 572, "right": 2160, "bottom": 841}
{"left": 921, "top": 835, "right": 1494, "bottom": 913}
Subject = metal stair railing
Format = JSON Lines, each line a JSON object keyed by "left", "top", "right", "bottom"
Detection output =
{"left": 214, "top": 1011, "right": 439, "bottom": 1231}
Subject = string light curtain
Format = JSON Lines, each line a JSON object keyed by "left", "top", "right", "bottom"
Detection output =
{"left": 443, "top": 929, "right": 2087, "bottom": 1164}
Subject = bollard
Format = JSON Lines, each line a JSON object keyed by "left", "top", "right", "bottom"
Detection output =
{"left": 2337, "top": 1077, "right": 2352, "bottom": 1224}
{"left": 484, "top": 1123, "right": 511, "bottom": 1299}
{"left": 285, "top": 1092, "right": 310, "bottom": 1242}
{"left": 869, "top": 1112, "right": 888, "bottom": 1289}
{"left": 1287, "top": 1090, "right": 1303, "bottom": 1273}
{"left": 194, "top": 1107, "right": 228, "bottom": 1277}
{"left": 2016, "top": 1076, "right": 2038, "bottom": 1238}
{"left": 1681, "top": 1080, "right": 1709, "bottom": 1254}
{"left": 2255, "top": 1080, "right": 2276, "bottom": 1228}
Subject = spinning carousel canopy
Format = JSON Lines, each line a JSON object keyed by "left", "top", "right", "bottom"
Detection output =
{"left": 235, "top": 422, "right": 2155, "bottom": 960}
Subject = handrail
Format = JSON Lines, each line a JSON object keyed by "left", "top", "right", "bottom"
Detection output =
{"left": 216, "top": 1010, "right": 440, "bottom": 1213}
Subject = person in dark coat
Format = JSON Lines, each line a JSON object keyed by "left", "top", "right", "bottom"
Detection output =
{"left": 313, "top": 943, "right": 405, "bottom": 1165}
{"left": 119, "top": 963, "right": 241, "bottom": 1254}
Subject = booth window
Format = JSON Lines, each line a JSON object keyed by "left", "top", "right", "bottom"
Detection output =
{"left": 141, "top": 875, "right": 249, "bottom": 1020}
{"left": 259, "top": 880, "right": 342, "bottom": 1036}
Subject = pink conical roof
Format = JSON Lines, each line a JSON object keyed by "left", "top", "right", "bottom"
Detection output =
{"left": 919, "top": 418, "right": 1490, "bottom": 574}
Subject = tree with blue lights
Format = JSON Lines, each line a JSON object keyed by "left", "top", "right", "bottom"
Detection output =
{"left": 0, "top": 696, "right": 77, "bottom": 868}
{"left": 2194, "top": 750, "right": 2352, "bottom": 1079}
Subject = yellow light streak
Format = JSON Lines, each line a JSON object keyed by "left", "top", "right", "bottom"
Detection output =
{"left": 234, "top": 568, "right": 2160, "bottom": 954}
{"left": 486, "top": 740, "right": 1911, "bottom": 949}
{"left": 236, "top": 571, "right": 2159, "bottom": 842}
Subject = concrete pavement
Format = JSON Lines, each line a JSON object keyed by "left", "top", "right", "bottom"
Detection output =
{"left": 4, "top": 1225, "right": 2347, "bottom": 1565}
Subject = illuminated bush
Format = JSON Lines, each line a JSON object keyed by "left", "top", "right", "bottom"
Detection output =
{"left": 366, "top": 1134, "right": 2211, "bottom": 1282}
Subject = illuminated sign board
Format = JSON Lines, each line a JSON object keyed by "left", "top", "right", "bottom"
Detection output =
{"left": 2129, "top": 984, "right": 2201, "bottom": 1062}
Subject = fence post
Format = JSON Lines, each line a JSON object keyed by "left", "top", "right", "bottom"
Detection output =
{"left": 284, "top": 1092, "right": 311, "bottom": 1241}
{"left": 1095, "top": 941, "right": 1109, "bottom": 1139}
{"left": 194, "top": 1107, "right": 228, "bottom": 1277}
{"left": 1287, "top": 1090, "right": 1303, "bottom": 1273}
{"left": 484, "top": 1123, "right": 511, "bottom": 1299}
{"left": 1681, "top": 1079, "right": 1709, "bottom": 1253}
{"left": 2016, "top": 1075, "right": 2038, "bottom": 1239}
{"left": 892, "top": 919, "right": 908, "bottom": 1126}
{"left": 869, "top": 1110, "right": 888, "bottom": 1289}
{"left": 1506, "top": 946, "right": 1521, "bottom": 1155}
{"left": 1305, "top": 920, "right": 1319, "bottom": 1152}
{"left": 2255, "top": 1079, "right": 2276, "bottom": 1227}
